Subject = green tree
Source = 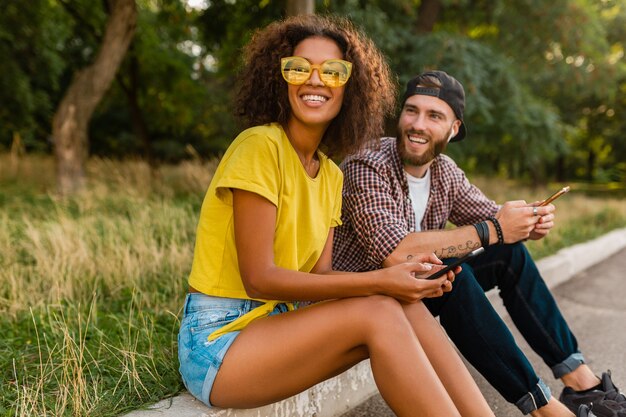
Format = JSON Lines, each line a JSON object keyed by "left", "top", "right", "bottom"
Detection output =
{"left": 91, "top": 0, "right": 212, "bottom": 163}
{"left": 287, "top": 0, "right": 314, "bottom": 15}
{"left": 53, "top": 0, "right": 137, "bottom": 195}
{"left": 320, "top": 0, "right": 626, "bottom": 183}
{"left": 559, "top": 0, "right": 626, "bottom": 182}
{"left": 0, "top": 0, "right": 68, "bottom": 153}
{"left": 3, "top": 0, "right": 625, "bottom": 185}
{"left": 318, "top": 0, "right": 563, "bottom": 181}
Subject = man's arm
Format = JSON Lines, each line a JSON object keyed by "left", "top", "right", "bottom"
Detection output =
{"left": 381, "top": 157, "right": 499, "bottom": 265}
{"left": 384, "top": 201, "right": 555, "bottom": 267}
{"left": 383, "top": 225, "right": 490, "bottom": 267}
{"left": 442, "top": 159, "right": 556, "bottom": 244}
{"left": 342, "top": 152, "right": 496, "bottom": 267}
{"left": 341, "top": 151, "right": 554, "bottom": 269}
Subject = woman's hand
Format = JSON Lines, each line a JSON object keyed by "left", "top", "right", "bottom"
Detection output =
{"left": 406, "top": 252, "right": 456, "bottom": 297}
{"left": 378, "top": 259, "right": 455, "bottom": 303}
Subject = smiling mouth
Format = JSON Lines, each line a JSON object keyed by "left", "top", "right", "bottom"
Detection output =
{"left": 301, "top": 94, "right": 328, "bottom": 103}
{"left": 408, "top": 133, "right": 428, "bottom": 144}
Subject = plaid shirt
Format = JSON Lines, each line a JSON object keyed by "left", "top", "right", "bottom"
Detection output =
{"left": 333, "top": 137, "right": 498, "bottom": 272}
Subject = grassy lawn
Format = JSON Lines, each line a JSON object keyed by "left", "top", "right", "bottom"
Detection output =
{"left": 1, "top": 155, "right": 213, "bottom": 417}
{"left": 1, "top": 154, "right": 625, "bottom": 417}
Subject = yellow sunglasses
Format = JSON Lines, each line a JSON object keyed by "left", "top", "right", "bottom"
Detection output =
{"left": 280, "top": 56, "right": 353, "bottom": 88}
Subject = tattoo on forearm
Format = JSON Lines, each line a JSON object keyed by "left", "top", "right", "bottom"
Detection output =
{"left": 434, "top": 240, "right": 481, "bottom": 259}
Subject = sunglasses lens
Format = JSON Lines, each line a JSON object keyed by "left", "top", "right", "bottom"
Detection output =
{"left": 281, "top": 57, "right": 311, "bottom": 85}
{"left": 320, "top": 60, "right": 351, "bottom": 87}
{"left": 281, "top": 57, "right": 352, "bottom": 87}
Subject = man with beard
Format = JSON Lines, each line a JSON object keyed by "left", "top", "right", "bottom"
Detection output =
{"left": 333, "top": 70, "right": 625, "bottom": 417}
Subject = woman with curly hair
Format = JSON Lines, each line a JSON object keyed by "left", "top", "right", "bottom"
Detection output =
{"left": 177, "top": 14, "right": 494, "bottom": 417}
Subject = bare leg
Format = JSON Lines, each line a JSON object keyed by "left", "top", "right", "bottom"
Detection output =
{"left": 530, "top": 397, "right": 575, "bottom": 417}
{"left": 561, "top": 364, "right": 600, "bottom": 391}
{"left": 402, "top": 301, "right": 495, "bottom": 417}
{"left": 210, "top": 295, "right": 462, "bottom": 417}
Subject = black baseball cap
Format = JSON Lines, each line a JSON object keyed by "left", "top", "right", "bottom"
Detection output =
{"left": 401, "top": 70, "right": 467, "bottom": 142}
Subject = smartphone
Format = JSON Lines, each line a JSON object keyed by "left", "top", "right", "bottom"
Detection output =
{"left": 539, "top": 186, "right": 570, "bottom": 206}
{"left": 425, "top": 247, "right": 485, "bottom": 280}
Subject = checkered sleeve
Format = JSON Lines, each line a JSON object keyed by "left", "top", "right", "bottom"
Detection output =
{"left": 444, "top": 160, "right": 498, "bottom": 226}
{"left": 342, "top": 157, "right": 409, "bottom": 267}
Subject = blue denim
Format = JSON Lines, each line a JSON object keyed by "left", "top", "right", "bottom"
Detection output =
{"left": 177, "top": 293, "right": 290, "bottom": 407}
{"left": 424, "top": 243, "right": 583, "bottom": 414}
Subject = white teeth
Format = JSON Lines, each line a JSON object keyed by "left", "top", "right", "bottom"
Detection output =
{"left": 408, "top": 135, "right": 427, "bottom": 144}
{"left": 302, "top": 95, "right": 328, "bottom": 103}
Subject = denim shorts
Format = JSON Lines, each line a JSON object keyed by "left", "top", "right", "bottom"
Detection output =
{"left": 177, "top": 293, "right": 289, "bottom": 407}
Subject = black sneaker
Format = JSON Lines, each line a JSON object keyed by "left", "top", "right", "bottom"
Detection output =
{"left": 578, "top": 404, "right": 597, "bottom": 417}
{"left": 560, "top": 371, "right": 626, "bottom": 417}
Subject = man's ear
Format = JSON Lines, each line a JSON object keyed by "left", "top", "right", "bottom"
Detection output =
{"left": 448, "top": 120, "right": 462, "bottom": 142}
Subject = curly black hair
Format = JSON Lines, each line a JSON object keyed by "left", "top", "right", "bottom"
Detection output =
{"left": 235, "top": 14, "right": 396, "bottom": 158}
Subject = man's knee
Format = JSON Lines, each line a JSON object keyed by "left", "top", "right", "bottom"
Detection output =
{"left": 484, "top": 242, "right": 545, "bottom": 294}
{"left": 487, "top": 241, "right": 530, "bottom": 263}
{"left": 426, "top": 268, "right": 490, "bottom": 317}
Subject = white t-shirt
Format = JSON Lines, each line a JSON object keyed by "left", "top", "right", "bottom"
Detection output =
{"left": 406, "top": 169, "right": 431, "bottom": 231}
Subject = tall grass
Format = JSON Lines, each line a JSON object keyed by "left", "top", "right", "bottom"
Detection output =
{"left": 1, "top": 154, "right": 625, "bottom": 416}
{"left": 1, "top": 154, "right": 215, "bottom": 417}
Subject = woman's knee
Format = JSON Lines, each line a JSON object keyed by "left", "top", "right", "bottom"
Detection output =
{"left": 352, "top": 294, "right": 403, "bottom": 314}
{"left": 345, "top": 295, "right": 412, "bottom": 336}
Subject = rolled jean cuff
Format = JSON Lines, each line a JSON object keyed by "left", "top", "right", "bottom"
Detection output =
{"left": 515, "top": 378, "right": 551, "bottom": 414}
{"left": 551, "top": 352, "right": 585, "bottom": 378}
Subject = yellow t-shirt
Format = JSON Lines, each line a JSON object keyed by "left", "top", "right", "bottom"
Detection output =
{"left": 188, "top": 123, "right": 343, "bottom": 338}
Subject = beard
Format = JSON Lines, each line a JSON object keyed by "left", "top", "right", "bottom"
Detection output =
{"left": 396, "top": 126, "right": 452, "bottom": 168}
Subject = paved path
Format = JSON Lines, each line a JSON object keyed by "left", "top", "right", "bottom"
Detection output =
{"left": 341, "top": 247, "right": 626, "bottom": 417}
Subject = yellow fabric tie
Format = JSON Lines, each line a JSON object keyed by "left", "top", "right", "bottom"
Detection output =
{"left": 207, "top": 300, "right": 295, "bottom": 341}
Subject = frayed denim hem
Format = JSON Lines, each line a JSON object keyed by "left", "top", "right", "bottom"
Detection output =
{"left": 551, "top": 352, "right": 585, "bottom": 379}
{"left": 515, "top": 378, "right": 551, "bottom": 414}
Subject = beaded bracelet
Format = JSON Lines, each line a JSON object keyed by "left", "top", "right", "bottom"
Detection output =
{"left": 472, "top": 221, "right": 490, "bottom": 248}
{"left": 487, "top": 216, "right": 504, "bottom": 245}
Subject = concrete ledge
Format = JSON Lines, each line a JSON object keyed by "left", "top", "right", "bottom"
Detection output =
{"left": 124, "top": 361, "right": 377, "bottom": 417}
{"left": 534, "top": 227, "right": 626, "bottom": 288}
{"left": 124, "top": 227, "right": 626, "bottom": 417}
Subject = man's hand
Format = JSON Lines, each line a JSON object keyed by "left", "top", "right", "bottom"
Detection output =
{"left": 528, "top": 202, "right": 556, "bottom": 240}
{"left": 496, "top": 200, "right": 555, "bottom": 243}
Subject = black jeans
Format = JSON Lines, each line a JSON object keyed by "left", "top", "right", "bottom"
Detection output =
{"left": 424, "top": 243, "right": 583, "bottom": 414}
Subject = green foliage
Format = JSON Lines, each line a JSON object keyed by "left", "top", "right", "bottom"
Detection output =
{"left": 320, "top": 1, "right": 566, "bottom": 180}
{"left": 467, "top": 0, "right": 626, "bottom": 182}
{"left": 2, "top": 0, "right": 626, "bottom": 183}
{"left": 91, "top": 0, "right": 212, "bottom": 160}
{"left": 197, "top": 0, "right": 287, "bottom": 76}
{"left": 0, "top": 0, "right": 69, "bottom": 150}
